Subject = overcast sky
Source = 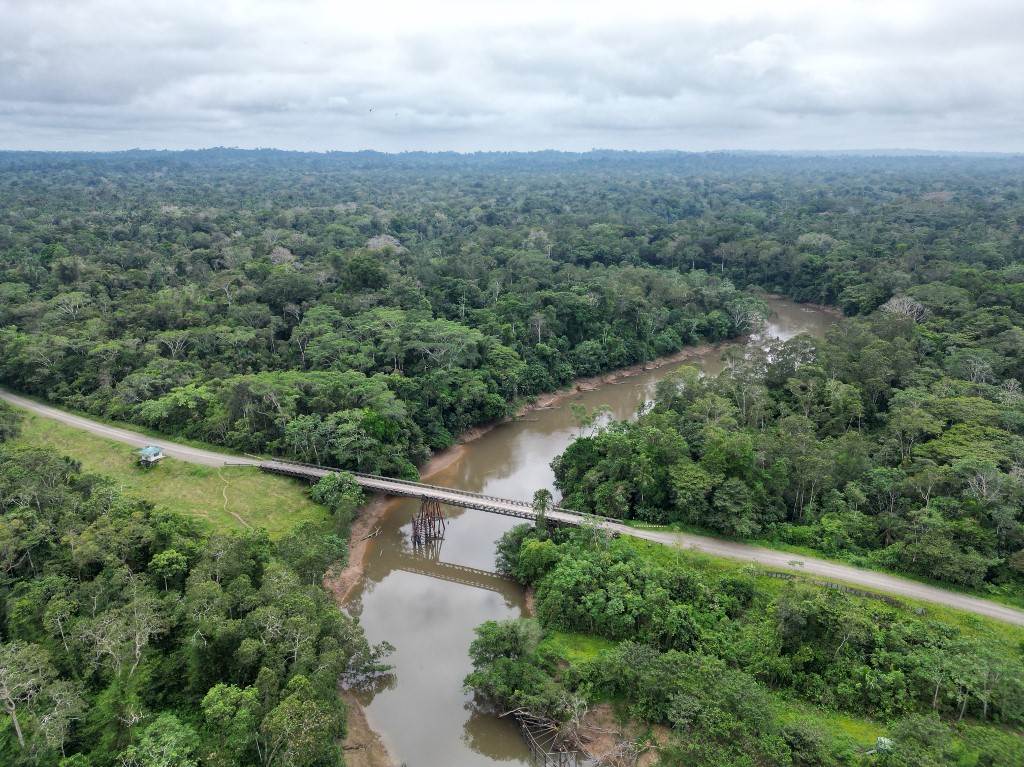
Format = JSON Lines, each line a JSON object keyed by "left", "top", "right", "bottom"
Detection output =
{"left": 1, "top": 0, "right": 1022, "bottom": 152}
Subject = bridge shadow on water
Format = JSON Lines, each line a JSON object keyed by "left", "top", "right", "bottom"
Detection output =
{"left": 343, "top": 493, "right": 535, "bottom": 766}
{"left": 399, "top": 537, "right": 516, "bottom": 598}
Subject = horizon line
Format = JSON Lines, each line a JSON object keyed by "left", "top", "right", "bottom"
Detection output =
{"left": 1, "top": 146, "right": 1023, "bottom": 158}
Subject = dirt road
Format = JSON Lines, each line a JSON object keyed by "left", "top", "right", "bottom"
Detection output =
{"left": 624, "top": 526, "right": 1024, "bottom": 625}
{"left": 0, "top": 388, "right": 257, "bottom": 467}
{"left": 4, "top": 386, "right": 1023, "bottom": 626}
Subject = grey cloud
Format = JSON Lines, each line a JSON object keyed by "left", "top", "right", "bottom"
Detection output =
{"left": 0, "top": 0, "right": 1021, "bottom": 151}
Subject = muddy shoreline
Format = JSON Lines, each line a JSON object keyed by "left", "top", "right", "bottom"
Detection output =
{"left": 758, "top": 291, "right": 843, "bottom": 320}
{"left": 515, "top": 339, "right": 732, "bottom": 409}
{"left": 324, "top": 339, "right": 743, "bottom": 764}
{"left": 339, "top": 689, "right": 394, "bottom": 767}
{"left": 325, "top": 337, "right": 735, "bottom": 606}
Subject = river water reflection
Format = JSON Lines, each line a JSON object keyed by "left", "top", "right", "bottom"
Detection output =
{"left": 344, "top": 298, "right": 836, "bottom": 766}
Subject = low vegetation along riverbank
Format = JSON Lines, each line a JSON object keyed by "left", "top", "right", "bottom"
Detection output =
{"left": 466, "top": 524, "right": 1024, "bottom": 765}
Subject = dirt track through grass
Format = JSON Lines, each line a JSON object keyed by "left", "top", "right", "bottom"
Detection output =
{"left": 12, "top": 409, "right": 325, "bottom": 537}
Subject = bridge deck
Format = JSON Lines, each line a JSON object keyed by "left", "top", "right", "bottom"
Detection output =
{"left": 258, "top": 459, "right": 607, "bottom": 528}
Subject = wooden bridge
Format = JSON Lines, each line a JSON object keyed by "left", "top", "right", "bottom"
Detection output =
{"left": 6, "top": 389, "right": 1024, "bottom": 625}
{"left": 390, "top": 552, "right": 514, "bottom": 595}
{"left": 258, "top": 459, "right": 608, "bottom": 530}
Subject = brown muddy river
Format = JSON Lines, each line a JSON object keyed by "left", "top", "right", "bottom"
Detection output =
{"left": 344, "top": 298, "right": 836, "bottom": 766}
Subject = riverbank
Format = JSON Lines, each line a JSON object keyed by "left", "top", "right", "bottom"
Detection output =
{"left": 324, "top": 338, "right": 738, "bottom": 765}
{"left": 325, "top": 337, "right": 734, "bottom": 604}
{"left": 515, "top": 340, "right": 725, "bottom": 411}
{"left": 340, "top": 690, "right": 394, "bottom": 767}
{"left": 758, "top": 291, "right": 844, "bottom": 319}
{"left": 576, "top": 704, "right": 666, "bottom": 766}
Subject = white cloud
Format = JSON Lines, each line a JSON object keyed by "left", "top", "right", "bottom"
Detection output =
{"left": 0, "top": 0, "right": 1021, "bottom": 151}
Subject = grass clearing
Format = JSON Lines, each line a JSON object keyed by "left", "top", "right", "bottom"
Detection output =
{"left": 14, "top": 412, "right": 326, "bottom": 537}
{"left": 775, "top": 698, "right": 885, "bottom": 749}
{"left": 540, "top": 630, "right": 617, "bottom": 665}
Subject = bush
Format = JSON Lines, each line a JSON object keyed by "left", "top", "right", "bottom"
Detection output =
{"left": 0, "top": 401, "right": 22, "bottom": 443}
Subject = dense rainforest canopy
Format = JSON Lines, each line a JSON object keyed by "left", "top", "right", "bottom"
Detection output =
{"left": 2, "top": 150, "right": 1022, "bottom": 476}
{"left": 549, "top": 162, "right": 1024, "bottom": 600}
{"left": 0, "top": 402, "right": 389, "bottom": 765}
{"left": 2, "top": 150, "right": 1024, "bottom": 765}
{"left": 0, "top": 150, "right": 781, "bottom": 477}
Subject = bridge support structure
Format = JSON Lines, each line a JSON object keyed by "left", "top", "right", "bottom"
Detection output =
{"left": 412, "top": 497, "right": 446, "bottom": 546}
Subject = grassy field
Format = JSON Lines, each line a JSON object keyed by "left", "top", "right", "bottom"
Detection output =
{"left": 775, "top": 698, "right": 885, "bottom": 749}
{"left": 539, "top": 630, "right": 617, "bottom": 665}
{"left": 13, "top": 412, "right": 327, "bottom": 537}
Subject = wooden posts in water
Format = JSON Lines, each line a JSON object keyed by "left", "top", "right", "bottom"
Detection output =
{"left": 412, "top": 497, "right": 446, "bottom": 546}
{"left": 502, "top": 709, "right": 580, "bottom": 767}
{"left": 412, "top": 533, "right": 444, "bottom": 561}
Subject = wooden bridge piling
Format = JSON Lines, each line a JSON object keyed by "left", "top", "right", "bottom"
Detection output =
{"left": 412, "top": 497, "right": 446, "bottom": 545}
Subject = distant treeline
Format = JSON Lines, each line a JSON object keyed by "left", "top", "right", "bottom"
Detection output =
{"left": 0, "top": 151, "right": 789, "bottom": 475}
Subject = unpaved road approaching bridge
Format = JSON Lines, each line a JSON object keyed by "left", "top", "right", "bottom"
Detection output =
{"left": 4, "top": 386, "right": 1024, "bottom": 626}
{"left": 0, "top": 388, "right": 258, "bottom": 468}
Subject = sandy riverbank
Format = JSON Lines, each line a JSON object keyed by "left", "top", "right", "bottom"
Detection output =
{"left": 339, "top": 689, "right": 394, "bottom": 767}
{"left": 324, "top": 340, "right": 734, "bottom": 765}
{"left": 325, "top": 338, "right": 731, "bottom": 605}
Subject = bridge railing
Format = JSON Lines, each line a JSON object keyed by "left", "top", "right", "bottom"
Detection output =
{"left": 260, "top": 458, "right": 626, "bottom": 527}
{"left": 263, "top": 458, "right": 538, "bottom": 507}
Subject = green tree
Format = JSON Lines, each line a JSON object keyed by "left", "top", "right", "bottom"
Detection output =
{"left": 200, "top": 684, "right": 260, "bottom": 767}
{"left": 877, "top": 713, "right": 953, "bottom": 767}
{"left": 309, "top": 472, "right": 365, "bottom": 530}
{"left": 148, "top": 549, "right": 187, "bottom": 591}
{"left": 532, "top": 488, "right": 553, "bottom": 537}
{"left": 0, "top": 641, "right": 58, "bottom": 750}
{"left": 276, "top": 522, "right": 346, "bottom": 584}
{"left": 258, "top": 676, "right": 342, "bottom": 767}
{"left": 118, "top": 713, "right": 199, "bottom": 767}
{"left": 0, "top": 402, "right": 21, "bottom": 443}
